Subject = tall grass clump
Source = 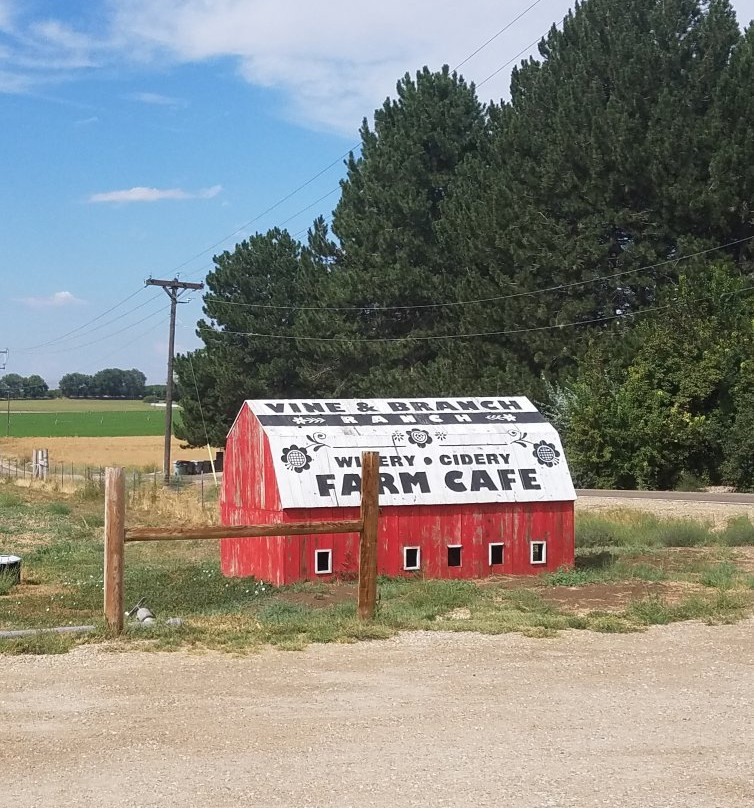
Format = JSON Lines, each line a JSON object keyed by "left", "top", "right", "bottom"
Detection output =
{"left": 719, "top": 516, "right": 754, "bottom": 546}
{"left": 655, "top": 519, "right": 713, "bottom": 547}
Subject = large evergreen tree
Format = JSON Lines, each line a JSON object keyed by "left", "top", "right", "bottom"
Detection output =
{"left": 301, "top": 66, "right": 487, "bottom": 396}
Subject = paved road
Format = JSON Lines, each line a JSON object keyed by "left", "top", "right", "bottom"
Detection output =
{"left": 578, "top": 489, "right": 754, "bottom": 504}
{"left": 2, "top": 622, "right": 753, "bottom": 808}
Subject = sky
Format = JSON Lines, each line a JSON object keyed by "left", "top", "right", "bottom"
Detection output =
{"left": 2, "top": 0, "right": 753, "bottom": 388}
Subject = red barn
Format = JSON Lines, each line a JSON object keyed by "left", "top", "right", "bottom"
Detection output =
{"left": 220, "top": 397, "right": 576, "bottom": 584}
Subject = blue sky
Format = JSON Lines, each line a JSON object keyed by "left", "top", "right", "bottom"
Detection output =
{"left": 2, "top": 0, "right": 753, "bottom": 387}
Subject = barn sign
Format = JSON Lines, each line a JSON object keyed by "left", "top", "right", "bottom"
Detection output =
{"left": 243, "top": 397, "right": 576, "bottom": 509}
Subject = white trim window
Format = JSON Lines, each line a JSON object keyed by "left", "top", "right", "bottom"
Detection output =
{"left": 489, "top": 543, "right": 504, "bottom": 566}
{"left": 315, "top": 549, "right": 333, "bottom": 574}
{"left": 530, "top": 541, "right": 547, "bottom": 565}
{"left": 403, "top": 546, "right": 421, "bottom": 571}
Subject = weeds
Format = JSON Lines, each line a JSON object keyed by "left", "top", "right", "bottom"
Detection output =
{"left": 575, "top": 511, "right": 715, "bottom": 549}
{"left": 719, "top": 516, "right": 754, "bottom": 546}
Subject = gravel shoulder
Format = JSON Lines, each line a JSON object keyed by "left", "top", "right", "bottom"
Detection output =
{"left": 2, "top": 621, "right": 753, "bottom": 808}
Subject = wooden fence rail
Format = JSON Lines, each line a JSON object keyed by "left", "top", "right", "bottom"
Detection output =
{"left": 104, "top": 451, "right": 380, "bottom": 635}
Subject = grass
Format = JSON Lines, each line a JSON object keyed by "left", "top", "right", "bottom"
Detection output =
{"left": 5, "top": 411, "right": 167, "bottom": 438}
{"left": 719, "top": 516, "right": 754, "bottom": 546}
{"left": 1, "top": 481, "right": 753, "bottom": 654}
{"left": 576, "top": 511, "right": 719, "bottom": 548}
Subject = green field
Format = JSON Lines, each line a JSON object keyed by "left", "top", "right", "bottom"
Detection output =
{"left": 0, "top": 399, "right": 180, "bottom": 437}
{"left": 4, "top": 410, "right": 166, "bottom": 438}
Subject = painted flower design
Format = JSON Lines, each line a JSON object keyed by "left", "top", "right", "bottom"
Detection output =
{"left": 281, "top": 445, "right": 312, "bottom": 473}
{"left": 407, "top": 429, "right": 432, "bottom": 448}
{"left": 532, "top": 440, "right": 560, "bottom": 467}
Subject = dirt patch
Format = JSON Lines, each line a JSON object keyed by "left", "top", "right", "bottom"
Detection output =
{"left": 540, "top": 580, "right": 701, "bottom": 614}
{"left": 280, "top": 582, "right": 358, "bottom": 608}
{"left": 730, "top": 546, "right": 754, "bottom": 572}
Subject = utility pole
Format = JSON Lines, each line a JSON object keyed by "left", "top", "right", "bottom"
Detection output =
{"left": 1, "top": 349, "right": 9, "bottom": 437}
{"left": 146, "top": 279, "right": 204, "bottom": 483}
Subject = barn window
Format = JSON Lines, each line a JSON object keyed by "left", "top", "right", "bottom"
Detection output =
{"left": 530, "top": 541, "right": 547, "bottom": 565}
{"left": 315, "top": 549, "right": 332, "bottom": 574}
{"left": 447, "top": 545, "right": 462, "bottom": 567}
{"left": 403, "top": 547, "right": 421, "bottom": 571}
{"left": 489, "top": 543, "right": 504, "bottom": 566}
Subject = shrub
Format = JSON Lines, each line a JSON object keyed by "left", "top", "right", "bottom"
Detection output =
{"left": 655, "top": 519, "right": 713, "bottom": 547}
{"left": 674, "top": 471, "right": 705, "bottom": 492}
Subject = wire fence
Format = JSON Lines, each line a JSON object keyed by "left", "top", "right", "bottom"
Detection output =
{"left": 0, "top": 455, "right": 220, "bottom": 509}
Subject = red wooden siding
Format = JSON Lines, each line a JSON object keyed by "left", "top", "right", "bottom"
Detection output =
{"left": 221, "top": 405, "right": 575, "bottom": 584}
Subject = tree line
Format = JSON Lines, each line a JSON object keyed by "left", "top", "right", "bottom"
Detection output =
{"left": 0, "top": 374, "right": 49, "bottom": 399}
{"left": 174, "top": 0, "right": 754, "bottom": 490}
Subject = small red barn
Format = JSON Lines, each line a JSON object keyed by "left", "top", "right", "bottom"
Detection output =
{"left": 220, "top": 397, "right": 576, "bottom": 584}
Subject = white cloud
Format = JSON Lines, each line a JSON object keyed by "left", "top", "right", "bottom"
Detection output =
{"left": 88, "top": 184, "right": 222, "bottom": 203}
{"left": 2, "top": 0, "right": 754, "bottom": 133}
{"left": 127, "top": 91, "right": 186, "bottom": 108}
{"left": 20, "top": 291, "right": 85, "bottom": 308}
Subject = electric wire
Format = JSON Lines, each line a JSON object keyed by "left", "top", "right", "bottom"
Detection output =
{"left": 201, "top": 283, "right": 754, "bottom": 344}
{"left": 477, "top": 18, "right": 564, "bottom": 89}
{"left": 19, "top": 286, "right": 148, "bottom": 351}
{"left": 200, "top": 234, "right": 754, "bottom": 313}
{"left": 452, "top": 0, "right": 545, "bottom": 72}
{"left": 157, "top": 0, "right": 551, "bottom": 278}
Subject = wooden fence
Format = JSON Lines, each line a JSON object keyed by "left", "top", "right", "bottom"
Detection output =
{"left": 103, "top": 451, "right": 380, "bottom": 634}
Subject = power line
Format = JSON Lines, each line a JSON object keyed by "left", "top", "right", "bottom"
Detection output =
{"left": 453, "top": 0, "right": 546, "bottom": 72}
{"left": 202, "top": 281, "right": 754, "bottom": 344}
{"left": 477, "top": 19, "right": 564, "bottom": 89}
{"left": 44, "top": 307, "right": 167, "bottom": 355}
{"left": 15, "top": 294, "right": 165, "bottom": 354}
{"left": 19, "top": 286, "right": 148, "bottom": 352}
{"left": 200, "top": 234, "right": 754, "bottom": 313}
{"left": 162, "top": 2, "right": 554, "bottom": 279}
{"left": 168, "top": 148, "right": 359, "bottom": 277}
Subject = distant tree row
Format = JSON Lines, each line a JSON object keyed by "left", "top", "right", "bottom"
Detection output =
{"left": 0, "top": 373, "right": 49, "bottom": 399}
{"left": 58, "top": 368, "right": 147, "bottom": 399}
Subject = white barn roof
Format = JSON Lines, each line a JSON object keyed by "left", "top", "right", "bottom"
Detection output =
{"left": 243, "top": 397, "right": 576, "bottom": 509}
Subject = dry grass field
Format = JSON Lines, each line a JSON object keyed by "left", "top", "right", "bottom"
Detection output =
{"left": 0, "top": 436, "right": 218, "bottom": 470}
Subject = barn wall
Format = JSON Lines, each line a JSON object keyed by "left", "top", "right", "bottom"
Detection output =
{"left": 221, "top": 406, "right": 286, "bottom": 582}
{"left": 223, "top": 500, "right": 574, "bottom": 584}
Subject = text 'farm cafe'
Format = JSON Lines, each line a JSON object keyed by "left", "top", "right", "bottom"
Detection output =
{"left": 221, "top": 398, "right": 576, "bottom": 584}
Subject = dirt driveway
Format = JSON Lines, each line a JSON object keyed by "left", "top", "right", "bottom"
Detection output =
{"left": 2, "top": 621, "right": 753, "bottom": 808}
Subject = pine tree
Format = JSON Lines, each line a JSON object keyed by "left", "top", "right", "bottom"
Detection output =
{"left": 303, "top": 66, "right": 487, "bottom": 396}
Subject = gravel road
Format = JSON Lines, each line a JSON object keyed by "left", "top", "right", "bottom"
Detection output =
{"left": 2, "top": 621, "right": 753, "bottom": 808}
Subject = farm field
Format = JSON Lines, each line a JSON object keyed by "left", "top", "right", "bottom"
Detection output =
{"left": 5, "top": 399, "right": 158, "bottom": 413}
{"left": 0, "top": 399, "right": 212, "bottom": 469}
{"left": 0, "top": 436, "right": 208, "bottom": 469}
{"left": 3, "top": 410, "right": 165, "bottom": 438}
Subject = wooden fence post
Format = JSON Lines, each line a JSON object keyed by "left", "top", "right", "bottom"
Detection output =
{"left": 104, "top": 467, "right": 125, "bottom": 634}
{"left": 358, "top": 451, "right": 379, "bottom": 620}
